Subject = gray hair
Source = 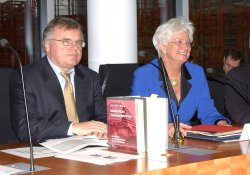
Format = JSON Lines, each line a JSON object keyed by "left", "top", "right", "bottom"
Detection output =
{"left": 152, "top": 17, "right": 194, "bottom": 58}
{"left": 42, "top": 16, "right": 84, "bottom": 53}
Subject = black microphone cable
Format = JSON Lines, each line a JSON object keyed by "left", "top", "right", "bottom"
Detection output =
{"left": 158, "top": 58, "right": 183, "bottom": 148}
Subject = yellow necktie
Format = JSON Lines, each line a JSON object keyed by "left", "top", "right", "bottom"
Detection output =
{"left": 61, "top": 72, "right": 79, "bottom": 123}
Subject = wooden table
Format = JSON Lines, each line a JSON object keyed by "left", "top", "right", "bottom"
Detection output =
{"left": 0, "top": 138, "right": 250, "bottom": 175}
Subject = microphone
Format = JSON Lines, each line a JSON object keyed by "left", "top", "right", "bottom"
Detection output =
{"left": 158, "top": 58, "right": 183, "bottom": 148}
{"left": 138, "top": 50, "right": 157, "bottom": 59}
{"left": 0, "top": 39, "right": 9, "bottom": 47}
{"left": 206, "top": 68, "right": 250, "bottom": 104}
{"left": 206, "top": 68, "right": 228, "bottom": 85}
{"left": 100, "top": 64, "right": 111, "bottom": 96}
{"left": 0, "top": 39, "right": 48, "bottom": 173}
{"left": 206, "top": 67, "right": 215, "bottom": 74}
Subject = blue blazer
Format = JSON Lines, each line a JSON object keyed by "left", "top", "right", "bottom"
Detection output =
{"left": 131, "top": 59, "right": 228, "bottom": 125}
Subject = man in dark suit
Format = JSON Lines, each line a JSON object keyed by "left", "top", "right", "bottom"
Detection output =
{"left": 10, "top": 17, "right": 107, "bottom": 143}
{"left": 206, "top": 49, "right": 242, "bottom": 116}
{"left": 224, "top": 63, "right": 250, "bottom": 124}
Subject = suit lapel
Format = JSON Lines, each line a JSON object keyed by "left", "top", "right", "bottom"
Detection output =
{"left": 40, "top": 57, "right": 65, "bottom": 109}
{"left": 74, "top": 66, "right": 89, "bottom": 121}
{"left": 40, "top": 60, "right": 92, "bottom": 122}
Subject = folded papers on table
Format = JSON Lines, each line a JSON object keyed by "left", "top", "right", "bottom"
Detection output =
{"left": 186, "top": 125, "right": 243, "bottom": 142}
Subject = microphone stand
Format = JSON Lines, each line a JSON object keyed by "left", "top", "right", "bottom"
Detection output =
{"left": 158, "top": 58, "right": 184, "bottom": 148}
{"left": 1, "top": 39, "right": 49, "bottom": 173}
{"left": 7, "top": 45, "right": 35, "bottom": 171}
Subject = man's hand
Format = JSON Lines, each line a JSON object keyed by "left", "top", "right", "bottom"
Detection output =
{"left": 168, "top": 123, "right": 192, "bottom": 139}
{"left": 72, "top": 120, "right": 107, "bottom": 138}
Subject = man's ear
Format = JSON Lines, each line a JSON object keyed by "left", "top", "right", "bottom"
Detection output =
{"left": 44, "top": 40, "right": 50, "bottom": 54}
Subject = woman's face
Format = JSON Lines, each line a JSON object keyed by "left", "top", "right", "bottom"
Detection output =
{"left": 161, "top": 31, "right": 192, "bottom": 66}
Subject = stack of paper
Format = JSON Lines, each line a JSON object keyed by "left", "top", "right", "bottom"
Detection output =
{"left": 186, "top": 125, "right": 243, "bottom": 142}
{"left": 1, "top": 146, "right": 57, "bottom": 159}
{"left": 56, "top": 147, "right": 144, "bottom": 165}
{"left": 40, "top": 136, "right": 109, "bottom": 154}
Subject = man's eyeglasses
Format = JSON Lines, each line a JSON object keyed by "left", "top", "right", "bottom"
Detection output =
{"left": 48, "top": 39, "right": 85, "bottom": 48}
{"left": 169, "top": 40, "right": 193, "bottom": 47}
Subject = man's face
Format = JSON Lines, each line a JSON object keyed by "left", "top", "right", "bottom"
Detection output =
{"left": 223, "top": 56, "right": 241, "bottom": 74}
{"left": 44, "top": 27, "right": 83, "bottom": 72}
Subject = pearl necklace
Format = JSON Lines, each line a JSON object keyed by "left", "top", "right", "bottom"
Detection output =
{"left": 170, "top": 72, "right": 181, "bottom": 88}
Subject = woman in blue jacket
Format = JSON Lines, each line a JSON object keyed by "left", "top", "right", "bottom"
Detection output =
{"left": 131, "top": 17, "right": 230, "bottom": 139}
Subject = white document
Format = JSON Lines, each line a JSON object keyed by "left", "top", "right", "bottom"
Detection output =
{"left": 1, "top": 146, "right": 57, "bottom": 159}
{"left": 56, "top": 147, "right": 144, "bottom": 165}
{"left": 144, "top": 96, "right": 168, "bottom": 154}
{"left": 239, "top": 141, "right": 250, "bottom": 154}
{"left": 240, "top": 123, "right": 250, "bottom": 141}
{"left": 40, "top": 136, "right": 109, "bottom": 154}
{"left": 0, "top": 165, "right": 25, "bottom": 175}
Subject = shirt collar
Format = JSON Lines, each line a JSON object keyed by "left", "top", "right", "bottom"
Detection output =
{"left": 47, "top": 56, "right": 75, "bottom": 76}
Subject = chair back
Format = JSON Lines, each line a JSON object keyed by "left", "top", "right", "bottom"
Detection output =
{"left": 99, "top": 63, "right": 141, "bottom": 98}
{"left": 0, "top": 68, "right": 18, "bottom": 144}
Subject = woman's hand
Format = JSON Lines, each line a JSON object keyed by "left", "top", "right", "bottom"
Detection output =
{"left": 168, "top": 123, "right": 192, "bottom": 139}
{"left": 216, "top": 120, "right": 231, "bottom": 126}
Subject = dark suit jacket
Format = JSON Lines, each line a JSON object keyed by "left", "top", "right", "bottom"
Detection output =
{"left": 206, "top": 66, "right": 227, "bottom": 116}
{"left": 225, "top": 63, "right": 250, "bottom": 124}
{"left": 10, "top": 56, "right": 106, "bottom": 143}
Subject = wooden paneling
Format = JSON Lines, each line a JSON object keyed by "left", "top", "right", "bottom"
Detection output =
{"left": 190, "top": 0, "right": 250, "bottom": 68}
{"left": 2, "top": 0, "right": 249, "bottom": 68}
{"left": 0, "top": 0, "right": 38, "bottom": 67}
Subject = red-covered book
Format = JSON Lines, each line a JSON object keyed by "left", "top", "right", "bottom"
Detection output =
{"left": 107, "top": 96, "right": 168, "bottom": 153}
{"left": 106, "top": 97, "right": 146, "bottom": 154}
{"left": 187, "top": 125, "right": 243, "bottom": 136}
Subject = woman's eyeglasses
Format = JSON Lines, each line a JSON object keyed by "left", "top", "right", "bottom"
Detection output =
{"left": 169, "top": 40, "right": 193, "bottom": 48}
